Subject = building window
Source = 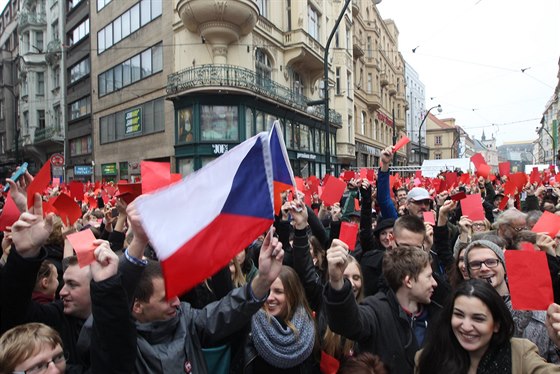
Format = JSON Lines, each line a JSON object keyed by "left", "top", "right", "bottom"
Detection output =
{"left": 177, "top": 107, "right": 193, "bottom": 144}
{"left": 37, "top": 110, "right": 45, "bottom": 129}
{"left": 68, "top": 18, "right": 89, "bottom": 46}
{"left": 98, "top": 42, "right": 163, "bottom": 97}
{"left": 53, "top": 65, "right": 60, "bottom": 88}
{"left": 256, "top": 0, "right": 268, "bottom": 17}
{"left": 36, "top": 72, "right": 44, "bottom": 95}
{"left": 97, "top": 0, "right": 161, "bottom": 54}
{"left": 346, "top": 71, "right": 351, "bottom": 98}
{"left": 292, "top": 71, "right": 303, "bottom": 97}
{"left": 70, "top": 135, "right": 92, "bottom": 156}
{"left": 200, "top": 105, "right": 239, "bottom": 141}
{"left": 361, "top": 111, "right": 366, "bottom": 135}
{"left": 51, "top": 20, "right": 59, "bottom": 40}
{"left": 255, "top": 48, "right": 271, "bottom": 86}
{"left": 308, "top": 4, "right": 319, "bottom": 40}
{"left": 335, "top": 67, "right": 341, "bottom": 95}
{"left": 53, "top": 105, "right": 61, "bottom": 129}
{"left": 97, "top": 0, "right": 112, "bottom": 11}
{"left": 100, "top": 98, "right": 164, "bottom": 144}
{"left": 67, "top": 0, "right": 83, "bottom": 12}
{"left": 367, "top": 73, "right": 372, "bottom": 93}
{"left": 69, "top": 58, "right": 90, "bottom": 84}
{"left": 69, "top": 96, "right": 91, "bottom": 120}
{"left": 435, "top": 135, "right": 442, "bottom": 145}
{"left": 345, "top": 24, "right": 350, "bottom": 49}
{"left": 435, "top": 153, "right": 442, "bottom": 160}
{"left": 34, "top": 31, "right": 43, "bottom": 51}
{"left": 367, "top": 36, "right": 372, "bottom": 59}
{"left": 23, "top": 111, "right": 29, "bottom": 130}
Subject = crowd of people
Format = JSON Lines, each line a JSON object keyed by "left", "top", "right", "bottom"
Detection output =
{"left": 2, "top": 145, "right": 560, "bottom": 373}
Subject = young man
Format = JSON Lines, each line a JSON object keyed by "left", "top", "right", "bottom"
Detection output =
{"left": 121, "top": 201, "right": 285, "bottom": 373}
{"left": 324, "top": 241, "right": 440, "bottom": 374}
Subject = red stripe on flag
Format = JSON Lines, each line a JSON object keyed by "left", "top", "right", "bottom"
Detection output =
{"left": 161, "top": 213, "right": 273, "bottom": 299}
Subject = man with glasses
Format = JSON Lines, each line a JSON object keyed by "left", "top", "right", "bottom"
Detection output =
{"left": 494, "top": 208, "right": 528, "bottom": 249}
{"left": 464, "top": 238, "right": 560, "bottom": 363}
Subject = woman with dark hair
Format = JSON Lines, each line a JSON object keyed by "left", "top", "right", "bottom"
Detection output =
{"left": 416, "top": 279, "right": 559, "bottom": 373}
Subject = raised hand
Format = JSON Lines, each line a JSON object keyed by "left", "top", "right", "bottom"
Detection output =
{"left": 11, "top": 193, "right": 54, "bottom": 258}
{"left": 90, "top": 239, "right": 119, "bottom": 282}
{"left": 327, "top": 239, "right": 349, "bottom": 290}
{"left": 6, "top": 170, "right": 33, "bottom": 213}
{"left": 252, "top": 228, "right": 284, "bottom": 299}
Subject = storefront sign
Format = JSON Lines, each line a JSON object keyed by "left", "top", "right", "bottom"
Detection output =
{"left": 356, "top": 142, "right": 381, "bottom": 156}
{"left": 376, "top": 112, "right": 393, "bottom": 127}
{"left": 125, "top": 107, "right": 142, "bottom": 135}
{"left": 101, "top": 163, "right": 118, "bottom": 175}
{"left": 212, "top": 144, "right": 229, "bottom": 154}
{"left": 74, "top": 165, "right": 93, "bottom": 176}
{"left": 296, "top": 153, "right": 317, "bottom": 160}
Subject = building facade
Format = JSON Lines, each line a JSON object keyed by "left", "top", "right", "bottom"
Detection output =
{"left": 352, "top": 1, "right": 407, "bottom": 168}
{"left": 404, "top": 61, "right": 425, "bottom": 164}
{"left": 425, "top": 113, "right": 459, "bottom": 160}
{"left": 65, "top": 0, "right": 93, "bottom": 181}
{"left": 17, "top": 0, "right": 65, "bottom": 176}
{"left": 456, "top": 125, "right": 475, "bottom": 159}
{"left": 0, "top": 0, "right": 20, "bottom": 175}
{"left": 90, "top": 0, "right": 172, "bottom": 181}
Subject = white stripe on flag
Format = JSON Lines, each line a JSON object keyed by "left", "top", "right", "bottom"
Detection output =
{"left": 135, "top": 135, "right": 261, "bottom": 261}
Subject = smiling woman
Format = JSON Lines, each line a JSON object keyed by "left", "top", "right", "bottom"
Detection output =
{"left": 415, "top": 279, "right": 560, "bottom": 374}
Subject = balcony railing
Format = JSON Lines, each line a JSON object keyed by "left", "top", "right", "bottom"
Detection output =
{"left": 167, "top": 64, "right": 342, "bottom": 125}
{"left": 18, "top": 11, "right": 47, "bottom": 29}
{"left": 34, "top": 126, "right": 63, "bottom": 144}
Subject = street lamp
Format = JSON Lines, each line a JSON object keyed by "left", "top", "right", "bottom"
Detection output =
{"left": 417, "top": 104, "right": 442, "bottom": 164}
{"left": 307, "top": 0, "right": 351, "bottom": 175}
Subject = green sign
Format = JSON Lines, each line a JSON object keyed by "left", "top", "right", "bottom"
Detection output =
{"left": 101, "top": 163, "right": 118, "bottom": 175}
{"left": 125, "top": 107, "right": 142, "bottom": 135}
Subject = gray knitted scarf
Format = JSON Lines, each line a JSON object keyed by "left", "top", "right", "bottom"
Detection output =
{"left": 250, "top": 306, "right": 315, "bottom": 369}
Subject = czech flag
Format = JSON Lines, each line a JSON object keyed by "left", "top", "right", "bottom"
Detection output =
{"left": 135, "top": 134, "right": 274, "bottom": 298}
{"left": 269, "top": 120, "right": 296, "bottom": 214}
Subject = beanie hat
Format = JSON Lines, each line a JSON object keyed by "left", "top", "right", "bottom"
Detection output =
{"left": 463, "top": 239, "right": 505, "bottom": 276}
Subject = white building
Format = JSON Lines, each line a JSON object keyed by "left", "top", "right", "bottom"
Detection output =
{"left": 404, "top": 61, "right": 425, "bottom": 164}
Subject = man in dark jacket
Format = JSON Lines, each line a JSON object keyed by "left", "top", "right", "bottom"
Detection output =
{"left": 122, "top": 201, "right": 285, "bottom": 373}
{"left": 324, "top": 240, "right": 441, "bottom": 374}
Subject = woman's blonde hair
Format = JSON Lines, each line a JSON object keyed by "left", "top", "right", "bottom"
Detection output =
{"left": 0, "top": 323, "right": 63, "bottom": 374}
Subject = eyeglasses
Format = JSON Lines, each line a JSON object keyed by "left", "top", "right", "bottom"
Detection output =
{"left": 13, "top": 352, "right": 67, "bottom": 374}
{"left": 468, "top": 258, "right": 501, "bottom": 270}
{"left": 472, "top": 223, "right": 486, "bottom": 229}
{"left": 507, "top": 223, "right": 527, "bottom": 232}
{"left": 411, "top": 200, "right": 431, "bottom": 207}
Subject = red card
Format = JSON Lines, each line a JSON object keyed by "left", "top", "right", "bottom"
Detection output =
{"left": 505, "top": 250, "right": 553, "bottom": 310}
{"left": 320, "top": 351, "right": 340, "bottom": 374}
{"left": 27, "top": 162, "right": 52, "bottom": 209}
{"left": 52, "top": 193, "right": 82, "bottom": 225}
{"left": 519, "top": 242, "right": 536, "bottom": 251}
{"left": 116, "top": 183, "right": 142, "bottom": 203}
{"left": 87, "top": 196, "right": 98, "bottom": 209}
{"left": 531, "top": 210, "right": 560, "bottom": 238}
{"left": 0, "top": 195, "right": 20, "bottom": 231}
{"left": 450, "top": 191, "right": 467, "bottom": 201}
{"left": 509, "top": 173, "right": 528, "bottom": 191}
{"left": 354, "top": 198, "right": 360, "bottom": 211}
{"left": 295, "top": 177, "right": 305, "bottom": 192}
{"left": 341, "top": 171, "right": 355, "bottom": 181}
{"left": 141, "top": 161, "right": 171, "bottom": 194}
{"left": 460, "top": 173, "right": 471, "bottom": 185}
{"left": 69, "top": 181, "right": 84, "bottom": 201}
{"left": 339, "top": 222, "right": 358, "bottom": 251}
{"left": 503, "top": 181, "right": 517, "bottom": 196}
{"left": 470, "top": 153, "right": 486, "bottom": 168}
{"left": 393, "top": 136, "right": 410, "bottom": 153}
{"left": 359, "top": 168, "right": 368, "bottom": 180}
{"left": 445, "top": 172, "right": 458, "bottom": 188}
{"left": 415, "top": 170, "right": 423, "bottom": 179}
{"left": 66, "top": 229, "right": 97, "bottom": 268}
{"left": 475, "top": 164, "right": 491, "bottom": 179}
{"left": 423, "top": 211, "right": 436, "bottom": 225}
{"left": 461, "top": 193, "right": 485, "bottom": 221}
{"left": 320, "top": 177, "right": 347, "bottom": 206}
{"left": 105, "top": 185, "right": 116, "bottom": 197}
{"left": 499, "top": 162, "right": 511, "bottom": 176}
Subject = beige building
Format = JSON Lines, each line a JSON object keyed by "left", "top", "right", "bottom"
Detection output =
{"left": 90, "top": 0, "right": 173, "bottom": 181}
{"left": 425, "top": 113, "right": 459, "bottom": 160}
{"left": 352, "top": 0, "right": 407, "bottom": 167}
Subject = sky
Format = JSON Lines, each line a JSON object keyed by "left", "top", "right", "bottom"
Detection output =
{"left": 1, "top": 0, "right": 558, "bottom": 146}
{"left": 377, "top": 0, "right": 560, "bottom": 146}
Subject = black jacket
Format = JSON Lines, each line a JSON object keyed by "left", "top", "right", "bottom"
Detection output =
{"left": 323, "top": 280, "right": 442, "bottom": 374}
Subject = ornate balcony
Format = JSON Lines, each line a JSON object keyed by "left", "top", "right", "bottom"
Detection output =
{"left": 33, "top": 126, "right": 63, "bottom": 145}
{"left": 176, "top": 0, "right": 258, "bottom": 45}
{"left": 353, "top": 35, "right": 364, "bottom": 59}
{"left": 18, "top": 10, "right": 46, "bottom": 30}
{"left": 167, "top": 64, "right": 342, "bottom": 125}
{"left": 45, "top": 40, "right": 62, "bottom": 66}
{"left": 366, "top": 91, "right": 381, "bottom": 112}
{"left": 380, "top": 72, "right": 389, "bottom": 87}
{"left": 387, "top": 83, "right": 396, "bottom": 96}
{"left": 284, "top": 29, "right": 324, "bottom": 75}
